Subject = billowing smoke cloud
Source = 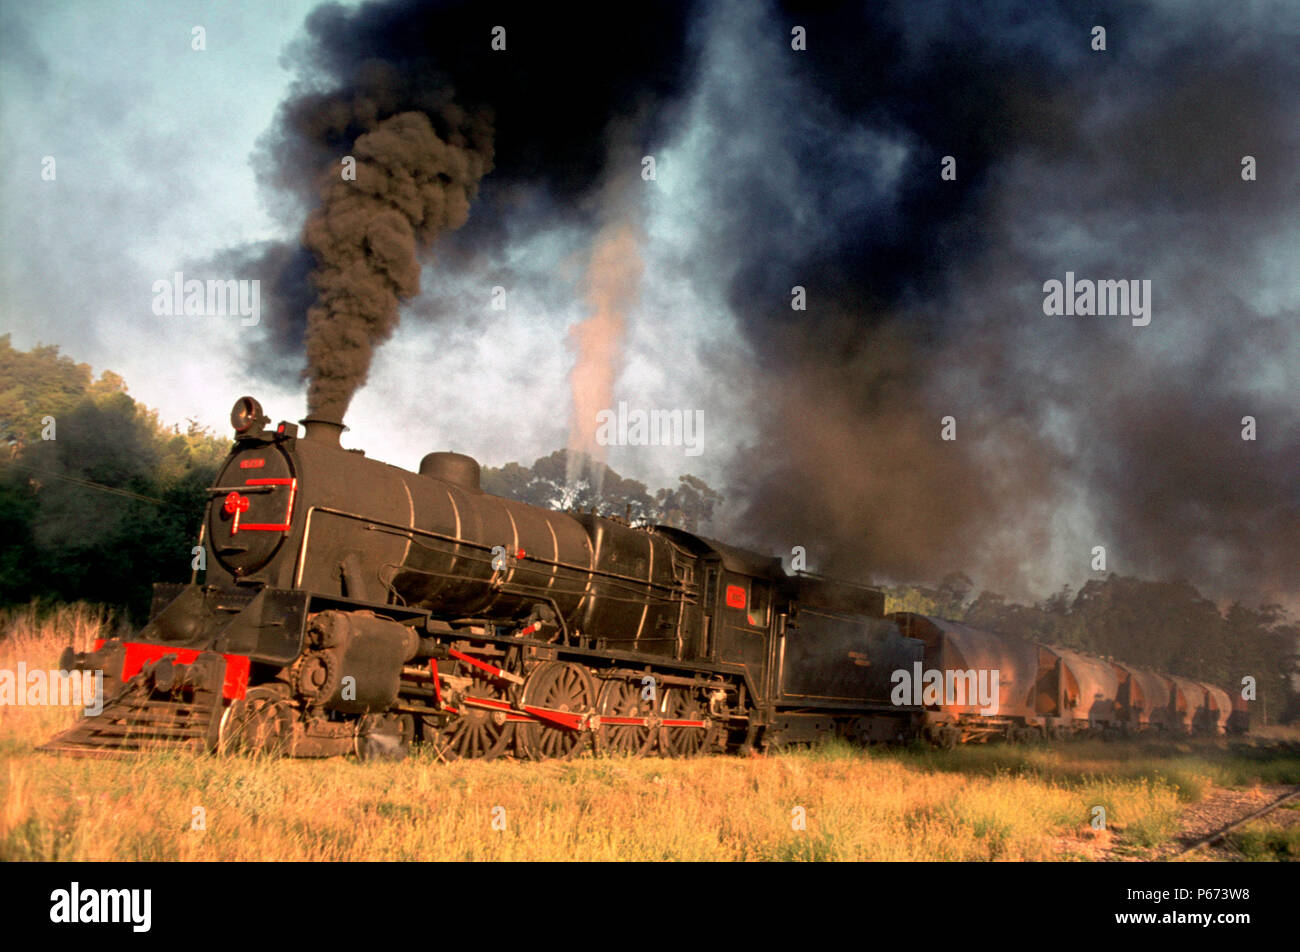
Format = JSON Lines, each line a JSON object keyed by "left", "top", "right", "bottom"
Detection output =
{"left": 696, "top": 0, "right": 1300, "bottom": 605}
{"left": 302, "top": 111, "right": 491, "bottom": 418}
{"left": 238, "top": 0, "right": 696, "bottom": 409}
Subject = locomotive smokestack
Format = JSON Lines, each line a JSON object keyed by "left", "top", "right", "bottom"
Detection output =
{"left": 300, "top": 416, "right": 346, "bottom": 448}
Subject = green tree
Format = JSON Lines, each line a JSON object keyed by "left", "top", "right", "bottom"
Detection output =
{"left": 0, "top": 337, "right": 229, "bottom": 619}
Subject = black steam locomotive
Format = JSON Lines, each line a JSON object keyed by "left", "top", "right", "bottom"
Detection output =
{"left": 46, "top": 397, "right": 1248, "bottom": 759}
{"left": 46, "top": 397, "right": 921, "bottom": 759}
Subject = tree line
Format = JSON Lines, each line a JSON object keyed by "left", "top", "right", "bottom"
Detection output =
{"left": 0, "top": 335, "right": 227, "bottom": 620}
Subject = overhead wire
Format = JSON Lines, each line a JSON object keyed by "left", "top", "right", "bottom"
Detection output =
{"left": 0, "top": 459, "right": 173, "bottom": 506}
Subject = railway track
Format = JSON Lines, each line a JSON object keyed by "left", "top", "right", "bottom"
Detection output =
{"left": 1172, "top": 785, "right": 1300, "bottom": 859}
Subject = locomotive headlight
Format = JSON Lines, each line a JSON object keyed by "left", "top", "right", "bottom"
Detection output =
{"left": 230, "top": 396, "right": 267, "bottom": 436}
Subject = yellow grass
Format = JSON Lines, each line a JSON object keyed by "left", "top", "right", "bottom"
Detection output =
{"left": 0, "top": 602, "right": 108, "bottom": 748}
{"left": 2, "top": 603, "right": 1296, "bottom": 861}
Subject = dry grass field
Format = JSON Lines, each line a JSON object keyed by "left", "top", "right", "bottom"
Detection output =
{"left": 3, "top": 603, "right": 1298, "bottom": 862}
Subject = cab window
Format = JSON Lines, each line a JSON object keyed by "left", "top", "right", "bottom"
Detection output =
{"left": 746, "top": 582, "right": 770, "bottom": 628}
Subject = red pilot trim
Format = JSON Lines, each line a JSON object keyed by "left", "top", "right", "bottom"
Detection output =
{"left": 725, "top": 584, "right": 746, "bottom": 609}
{"left": 118, "top": 643, "right": 250, "bottom": 700}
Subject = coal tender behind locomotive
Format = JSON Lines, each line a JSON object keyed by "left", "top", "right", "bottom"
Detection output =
{"left": 47, "top": 398, "right": 922, "bottom": 759}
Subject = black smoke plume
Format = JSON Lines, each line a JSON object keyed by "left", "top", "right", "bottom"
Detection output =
{"left": 699, "top": 0, "right": 1300, "bottom": 605}
{"left": 244, "top": 0, "right": 697, "bottom": 417}
{"left": 301, "top": 110, "right": 490, "bottom": 418}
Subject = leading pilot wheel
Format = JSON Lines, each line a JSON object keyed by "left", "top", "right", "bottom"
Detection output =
{"left": 217, "top": 685, "right": 294, "bottom": 757}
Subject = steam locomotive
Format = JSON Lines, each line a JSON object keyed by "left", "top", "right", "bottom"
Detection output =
{"left": 43, "top": 397, "right": 1247, "bottom": 760}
